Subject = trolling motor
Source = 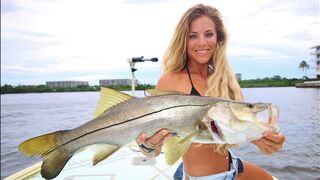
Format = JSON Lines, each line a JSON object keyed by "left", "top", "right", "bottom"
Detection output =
{"left": 127, "top": 56, "right": 158, "bottom": 95}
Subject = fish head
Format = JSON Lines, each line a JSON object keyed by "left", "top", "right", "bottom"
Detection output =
{"left": 202, "top": 101, "right": 280, "bottom": 144}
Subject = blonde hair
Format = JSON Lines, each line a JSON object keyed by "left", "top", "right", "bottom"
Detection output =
{"left": 162, "top": 4, "right": 242, "bottom": 154}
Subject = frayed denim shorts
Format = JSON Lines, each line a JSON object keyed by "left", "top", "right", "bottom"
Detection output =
{"left": 174, "top": 150, "right": 243, "bottom": 180}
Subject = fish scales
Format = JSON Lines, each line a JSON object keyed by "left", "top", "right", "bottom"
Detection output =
{"left": 62, "top": 95, "right": 214, "bottom": 152}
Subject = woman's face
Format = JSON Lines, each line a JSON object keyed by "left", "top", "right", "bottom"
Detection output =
{"left": 187, "top": 16, "right": 217, "bottom": 65}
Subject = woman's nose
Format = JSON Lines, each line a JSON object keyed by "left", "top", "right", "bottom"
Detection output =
{"left": 197, "top": 35, "right": 206, "bottom": 46}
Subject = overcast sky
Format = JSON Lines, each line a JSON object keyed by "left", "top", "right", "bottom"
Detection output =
{"left": 1, "top": 0, "right": 319, "bottom": 85}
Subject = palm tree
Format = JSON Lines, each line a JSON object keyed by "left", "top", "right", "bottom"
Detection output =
{"left": 298, "top": 60, "right": 310, "bottom": 78}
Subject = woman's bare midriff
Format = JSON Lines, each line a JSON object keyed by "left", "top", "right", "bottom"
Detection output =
{"left": 183, "top": 143, "right": 229, "bottom": 176}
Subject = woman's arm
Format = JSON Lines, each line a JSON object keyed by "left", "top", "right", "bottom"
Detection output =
{"left": 135, "top": 74, "right": 176, "bottom": 157}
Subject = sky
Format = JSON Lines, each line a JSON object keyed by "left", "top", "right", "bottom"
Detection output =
{"left": 1, "top": 0, "right": 319, "bottom": 86}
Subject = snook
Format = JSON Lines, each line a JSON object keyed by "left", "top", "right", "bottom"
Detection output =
{"left": 19, "top": 88, "right": 279, "bottom": 179}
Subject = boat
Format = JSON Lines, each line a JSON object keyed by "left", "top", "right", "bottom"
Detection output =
{"left": 5, "top": 142, "right": 181, "bottom": 179}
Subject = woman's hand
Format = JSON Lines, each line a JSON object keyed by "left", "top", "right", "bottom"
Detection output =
{"left": 136, "top": 129, "right": 171, "bottom": 157}
{"left": 252, "top": 132, "right": 286, "bottom": 155}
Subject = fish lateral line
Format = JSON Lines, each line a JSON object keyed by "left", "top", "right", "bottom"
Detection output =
{"left": 43, "top": 103, "right": 212, "bottom": 156}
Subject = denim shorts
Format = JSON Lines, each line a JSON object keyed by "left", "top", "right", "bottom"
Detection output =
{"left": 173, "top": 150, "right": 243, "bottom": 180}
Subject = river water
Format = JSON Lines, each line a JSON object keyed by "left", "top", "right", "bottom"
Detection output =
{"left": 1, "top": 87, "right": 319, "bottom": 179}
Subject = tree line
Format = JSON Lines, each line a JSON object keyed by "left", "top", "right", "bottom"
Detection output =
{"left": 237, "top": 76, "right": 317, "bottom": 88}
{"left": 0, "top": 84, "right": 155, "bottom": 94}
{"left": 1, "top": 76, "right": 319, "bottom": 94}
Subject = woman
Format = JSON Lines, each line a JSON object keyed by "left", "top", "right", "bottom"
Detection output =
{"left": 136, "top": 4, "right": 286, "bottom": 180}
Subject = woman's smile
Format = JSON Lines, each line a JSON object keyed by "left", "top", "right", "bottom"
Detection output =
{"left": 195, "top": 49, "right": 210, "bottom": 55}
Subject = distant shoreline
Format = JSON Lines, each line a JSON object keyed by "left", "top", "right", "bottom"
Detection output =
{"left": 0, "top": 84, "right": 155, "bottom": 94}
{"left": 1, "top": 77, "right": 319, "bottom": 94}
{"left": 238, "top": 77, "right": 316, "bottom": 88}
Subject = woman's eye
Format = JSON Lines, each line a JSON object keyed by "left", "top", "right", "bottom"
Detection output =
{"left": 206, "top": 32, "right": 214, "bottom": 37}
{"left": 189, "top": 34, "right": 197, "bottom": 39}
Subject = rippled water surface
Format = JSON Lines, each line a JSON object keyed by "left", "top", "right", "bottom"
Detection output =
{"left": 1, "top": 88, "right": 319, "bottom": 179}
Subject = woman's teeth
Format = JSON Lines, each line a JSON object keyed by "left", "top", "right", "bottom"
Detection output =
{"left": 196, "top": 50, "right": 208, "bottom": 54}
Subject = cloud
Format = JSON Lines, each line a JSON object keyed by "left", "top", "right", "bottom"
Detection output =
{"left": 226, "top": 0, "right": 318, "bottom": 66}
{"left": 124, "top": 0, "right": 174, "bottom": 5}
{"left": 1, "top": 0, "right": 183, "bottom": 85}
{"left": 2, "top": 65, "right": 49, "bottom": 74}
{"left": 1, "top": 0, "right": 21, "bottom": 13}
{"left": 1, "top": 0, "right": 319, "bottom": 85}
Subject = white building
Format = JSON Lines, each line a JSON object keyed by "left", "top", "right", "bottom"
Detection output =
{"left": 235, "top": 73, "right": 242, "bottom": 81}
{"left": 46, "top": 81, "right": 89, "bottom": 88}
{"left": 99, "top": 79, "right": 136, "bottom": 86}
{"left": 311, "top": 45, "right": 320, "bottom": 78}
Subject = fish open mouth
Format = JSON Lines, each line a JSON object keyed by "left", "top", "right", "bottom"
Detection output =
{"left": 210, "top": 121, "right": 223, "bottom": 139}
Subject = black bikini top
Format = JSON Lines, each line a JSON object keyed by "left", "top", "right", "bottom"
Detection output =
{"left": 185, "top": 65, "right": 201, "bottom": 96}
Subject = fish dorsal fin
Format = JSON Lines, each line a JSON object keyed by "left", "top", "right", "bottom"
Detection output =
{"left": 164, "top": 130, "right": 200, "bottom": 165}
{"left": 94, "top": 87, "right": 133, "bottom": 118}
{"left": 92, "top": 144, "right": 120, "bottom": 165}
{"left": 146, "top": 89, "right": 185, "bottom": 96}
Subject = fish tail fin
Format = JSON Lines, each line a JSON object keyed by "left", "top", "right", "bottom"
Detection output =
{"left": 19, "top": 130, "right": 72, "bottom": 179}
{"left": 41, "top": 144, "right": 72, "bottom": 179}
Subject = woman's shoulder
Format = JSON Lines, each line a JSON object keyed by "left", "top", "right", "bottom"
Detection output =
{"left": 157, "top": 73, "right": 178, "bottom": 89}
{"left": 157, "top": 72, "right": 190, "bottom": 93}
{"left": 158, "top": 72, "right": 181, "bottom": 81}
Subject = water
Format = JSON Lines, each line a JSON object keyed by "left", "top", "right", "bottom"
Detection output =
{"left": 235, "top": 87, "right": 320, "bottom": 180}
{"left": 1, "top": 87, "right": 319, "bottom": 179}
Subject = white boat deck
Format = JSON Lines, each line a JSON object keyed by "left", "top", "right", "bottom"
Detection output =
{"left": 6, "top": 142, "right": 181, "bottom": 180}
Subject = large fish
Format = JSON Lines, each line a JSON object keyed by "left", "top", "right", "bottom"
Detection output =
{"left": 19, "top": 87, "right": 280, "bottom": 179}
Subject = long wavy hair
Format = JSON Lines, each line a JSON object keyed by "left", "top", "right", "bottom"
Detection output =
{"left": 162, "top": 4, "right": 243, "bottom": 154}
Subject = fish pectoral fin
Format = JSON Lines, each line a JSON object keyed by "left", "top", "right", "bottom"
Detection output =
{"left": 94, "top": 87, "right": 134, "bottom": 118}
{"left": 93, "top": 144, "right": 120, "bottom": 165}
{"left": 164, "top": 137, "right": 189, "bottom": 165}
{"left": 164, "top": 131, "right": 200, "bottom": 165}
{"left": 146, "top": 88, "right": 186, "bottom": 96}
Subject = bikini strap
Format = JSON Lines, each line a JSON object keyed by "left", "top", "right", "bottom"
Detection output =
{"left": 185, "top": 65, "right": 196, "bottom": 89}
{"left": 185, "top": 65, "right": 201, "bottom": 96}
